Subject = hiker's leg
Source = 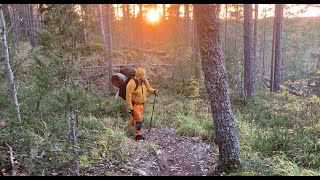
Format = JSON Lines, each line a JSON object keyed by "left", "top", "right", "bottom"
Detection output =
{"left": 133, "top": 104, "right": 143, "bottom": 137}
{"left": 135, "top": 121, "right": 142, "bottom": 136}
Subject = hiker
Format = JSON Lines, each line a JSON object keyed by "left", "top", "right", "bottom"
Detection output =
{"left": 126, "top": 67, "right": 158, "bottom": 141}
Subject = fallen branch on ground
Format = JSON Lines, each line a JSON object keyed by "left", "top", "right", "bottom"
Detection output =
{"left": 5, "top": 143, "right": 17, "bottom": 176}
{"left": 264, "top": 77, "right": 303, "bottom": 96}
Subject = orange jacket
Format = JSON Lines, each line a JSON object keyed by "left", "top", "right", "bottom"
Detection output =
{"left": 126, "top": 78, "right": 155, "bottom": 110}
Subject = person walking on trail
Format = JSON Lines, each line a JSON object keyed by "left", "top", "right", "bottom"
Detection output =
{"left": 126, "top": 67, "right": 158, "bottom": 141}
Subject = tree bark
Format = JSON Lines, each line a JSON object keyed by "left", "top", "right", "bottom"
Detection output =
{"left": 243, "top": 4, "right": 255, "bottom": 101}
{"left": 123, "top": 4, "right": 130, "bottom": 48}
{"left": 192, "top": 10, "right": 201, "bottom": 79}
{"left": 0, "top": 4, "right": 22, "bottom": 123}
{"left": 11, "top": 5, "right": 20, "bottom": 53}
{"left": 107, "top": 4, "right": 114, "bottom": 94}
{"left": 28, "top": 4, "right": 37, "bottom": 52}
{"left": 233, "top": 4, "right": 243, "bottom": 97}
{"left": 262, "top": 5, "right": 267, "bottom": 82}
{"left": 273, "top": 4, "right": 284, "bottom": 92}
{"left": 184, "top": 4, "right": 190, "bottom": 46}
{"left": 171, "top": 4, "right": 180, "bottom": 43}
{"left": 224, "top": 4, "right": 228, "bottom": 52}
{"left": 194, "top": 4, "right": 240, "bottom": 172}
{"left": 270, "top": 6, "right": 276, "bottom": 92}
{"left": 233, "top": 4, "right": 239, "bottom": 58}
{"left": 1, "top": 4, "right": 11, "bottom": 28}
{"left": 22, "top": 5, "right": 29, "bottom": 38}
{"left": 122, "top": 4, "right": 126, "bottom": 49}
{"left": 253, "top": 4, "right": 258, "bottom": 90}
{"left": 38, "top": 4, "right": 45, "bottom": 31}
{"left": 98, "top": 4, "right": 106, "bottom": 65}
{"left": 139, "top": 4, "right": 146, "bottom": 50}
{"left": 80, "top": 4, "right": 88, "bottom": 44}
{"left": 128, "top": 4, "right": 133, "bottom": 47}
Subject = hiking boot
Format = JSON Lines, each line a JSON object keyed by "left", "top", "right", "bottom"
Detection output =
{"left": 135, "top": 135, "right": 146, "bottom": 141}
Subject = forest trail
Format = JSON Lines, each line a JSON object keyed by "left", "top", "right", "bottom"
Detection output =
{"left": 103, "top": 50, "right": 218, "bottom": 176}
{"left": 104, "top": 128, "right": 218, "bottom": 176}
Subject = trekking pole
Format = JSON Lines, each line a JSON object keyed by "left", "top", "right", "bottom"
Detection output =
{"left": 148, "top": 93, "right": 157, "bottom": 133}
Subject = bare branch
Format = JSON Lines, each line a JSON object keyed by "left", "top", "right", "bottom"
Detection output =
{"left": 5, "top": 143, "right": 17, "bottom": 176}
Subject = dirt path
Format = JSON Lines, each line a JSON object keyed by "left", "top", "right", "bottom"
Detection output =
{"left": 110, "top": 128, "right": 217, "bottom": 176}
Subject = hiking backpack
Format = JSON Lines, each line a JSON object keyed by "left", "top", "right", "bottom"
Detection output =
{"left": 111, "top": 66, "right": 140, "bottom": 100}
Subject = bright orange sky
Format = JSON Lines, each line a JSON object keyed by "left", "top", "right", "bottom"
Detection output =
{"left": 112, "top": 4, "right": 320, "bottom": 22}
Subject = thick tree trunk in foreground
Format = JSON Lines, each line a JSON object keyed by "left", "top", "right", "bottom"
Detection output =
{"left": 194, "top": 4, "right": 240, "bottom": 172}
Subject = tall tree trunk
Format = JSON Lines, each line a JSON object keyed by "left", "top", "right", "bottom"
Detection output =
{"left": 243, "top": 4, "right": 255, "bottom": 101}
{"left": 0, "top": 4, "right": 22, "bottom": 123}
{"left": 116, "top": 4, "right": 120, "bottom": 20}
{"left": 253, "top": 4, "right": 258, "bottom": 90}
{"left": 139, "top": 4, "right": 146, "bottom": 50}
{"left": 123, "top": 4, "right": 130, "bottom": 48}
{"left": 29, "top": 4, "right": 37, "bottom": 52}
{"left": 22, "top": 5, "right": 29, "bottom": 38}
{"left": 115, "top": 4, "right": 121, "bottom": 48}
{"left": 171, "top": 4, "right": 180, "bottom": 44}
{"left": 224, "top": 4, "right": 228, "bottom": 52}
{"left": 194, "top": 4, "right": 240, "bottom": 172}
{"left": 273, "top": 4, "right": 284, "bottom": 92}
{"left": 270, "top": 6, "right": 276, "bottom": 92}
{"left": 36, "top": 4, "right": 40, "bottom": 31}
{"left": 132, "top": 4, "right": 136, "bottom": 46}
{"left": 262, "top": 5, "right": 267, "bottom": 81}
{"left": 38, "top": 4, "right": 45, "bottom": 31}
{"left": 11, "top": 5, "right": 20, "bottom": 53}
{"left": 233, "top": 4, "right": 243, "bottom": 97}
{"left": 126, "top": 4, "right": 132, "bottom": 48}
{"left": 107, "top": 4, "right": 114, "bottom": 94}
{"left": 192, "top": 7, "right": 201, "bottom": 79}
{"left": 2, "top": 4, "right": 11, "bottom": 28}
{"left": 184, "top": 4, "right": 190, "bottom": 46}
{"left": 122, "top": 4, "right": 126, "bottom": 49}
{"left": 98, "top": 4, "right": 106, "bottom": 65}
{"left": 2, "top": 4, "right": 14, "bottom": 53}
{"left": 80, "top": 5, "right": 88, "bottom": 44}
{"left": 233, "top": 4, "right": 239, "bottom": 58}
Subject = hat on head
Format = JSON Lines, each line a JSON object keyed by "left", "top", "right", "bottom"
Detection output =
{"left": 135, "top": 67, "right": 146, "bottom": 78}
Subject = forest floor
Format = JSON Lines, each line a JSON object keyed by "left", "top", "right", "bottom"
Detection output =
{"left": 91, "top": 128, "right": 218, "bottom": 176}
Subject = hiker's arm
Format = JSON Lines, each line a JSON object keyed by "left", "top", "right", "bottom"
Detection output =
{"left": 145, "top": 79, "right": 156, "bottom": 94}
{"left": 126, "top": 80, "right": 135, "bottom": 110}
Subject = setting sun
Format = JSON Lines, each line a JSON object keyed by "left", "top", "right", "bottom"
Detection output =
{"left": 146, "top": 8, "right": 160, "bottom": 23}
